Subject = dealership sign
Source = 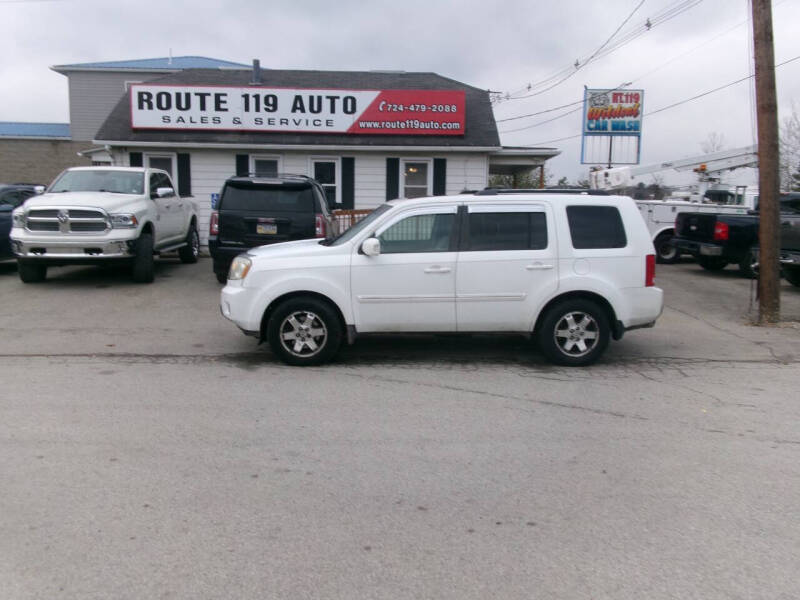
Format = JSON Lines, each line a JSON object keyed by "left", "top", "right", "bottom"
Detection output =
{"left": 130, "top": 85, "right": 466, "bottom": 135}
{"left": 582, "top": 88, "right": 643, "bottom": 135}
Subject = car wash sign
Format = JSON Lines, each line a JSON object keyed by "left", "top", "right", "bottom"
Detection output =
{"left": 583, "top": 88, "right": 643, "bottom": 135}
{"left": 130, "top": 85, "right": 466, "bottom": 135}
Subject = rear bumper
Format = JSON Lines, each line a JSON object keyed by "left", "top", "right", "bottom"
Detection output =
{"left": 618, "top": 286, "right": 664, "bottom": 331}
{"left": 673, "top": 239, "right": 724, "bottom": 256}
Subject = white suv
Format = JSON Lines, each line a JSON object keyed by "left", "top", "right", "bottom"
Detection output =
{"left": 220, "top": 192, "right": 663, "bottom": 366}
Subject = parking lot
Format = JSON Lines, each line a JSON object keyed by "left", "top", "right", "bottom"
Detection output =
{"left": 2, "top": 257, "right": 800, "bottom": 599}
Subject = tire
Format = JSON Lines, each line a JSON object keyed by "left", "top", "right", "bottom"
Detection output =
{"left": 738, "top": 247, "right": 758, "bottom": 279}
{"left": 215, "top": 271, "right": 228, "bottom": 284}
{"left": 18, "top": 261, "right": 47, "bottom": 283}
{"left": 697, "top": 256, "right": 728, "bottom": 271}
{"left": 178, "top": 225, "right": 199, "bottom": 264}
{"left": 654, "top": 232, "right": 679, "bottom": 264}
{"left": 537, "top": 299, "right": 610, "bottom": 367}
{"left": 267, "top": 297, "right": 343, "bottom": 366}
{"left": 784, "top": 265, "right": 800, "bottom": 287}
{"left": 131, "top": 232, "right": 154, "bottom": 283}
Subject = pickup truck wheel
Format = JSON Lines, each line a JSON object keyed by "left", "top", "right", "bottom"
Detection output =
{"left": 131, "top": 232, "right": 154, "bottom": 283}
{"left": 178, "top": 225, "right": 199, "bottom": 264}
{"left": 654, "top": 232, "right": 679, "bottom": 264}
{"left": 784, "top": 266, "right": 800, "bottom": 287}
{"left": 738, "top": 247, "right": 759, "bottom": 279}
{"left": 18, "top": 261, "right": 47, "bottom": 283}
{"left": 537, "top": 299, "right": 610, "bottom": 367}
{"left": 697, "top": 256, "right": 728, "bottom": 271}
{"left": 267, "top": 297, "right": 342, "bottom": 366}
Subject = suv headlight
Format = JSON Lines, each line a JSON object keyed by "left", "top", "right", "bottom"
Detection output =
{"left": 110, "top": 213, "right": 139, "bottom": 228}
{"left": 229, "top": 255, "right": 252, "bottom": 280}
{"left": 11, "top": 210, "right": 26, "bottom": 229}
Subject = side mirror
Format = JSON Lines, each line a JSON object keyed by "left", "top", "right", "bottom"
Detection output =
{"left": 361, "top": 237, "right": 381, "bottom": 256}
{"left": 155, "top": 187, "right": 175, "bottom": 198}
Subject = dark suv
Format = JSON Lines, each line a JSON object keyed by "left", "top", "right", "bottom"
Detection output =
{"left": 209, "top": 174, "right": 336, "bottom": 283}
{"left": 1, "top": 184, "right": 43, "bottom": 260}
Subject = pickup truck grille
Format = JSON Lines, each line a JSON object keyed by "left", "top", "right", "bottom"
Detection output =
{"left": 26, "top": 208, "right": 110, "bottom": 234}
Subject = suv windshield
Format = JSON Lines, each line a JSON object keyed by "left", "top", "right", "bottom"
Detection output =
{"left": 50, "top": 170, "right": 144, "bottom": 194}
{"left": 221, "top": 183, "right": 315, "bottom": 212}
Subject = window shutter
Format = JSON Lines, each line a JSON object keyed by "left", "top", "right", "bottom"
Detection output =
{"left": 341, "top": 157, "right": 355, "bottom": 209}
{"left": 386, "top": 157, "right": 399, "bottom": 201}
{"left": 235, "top": 154, "right": 249, "bottom": 176}
{"left": 177, "top": 153, "right": 191, "bottom": 196}
{"left": 129, "top": 152, "right": 143, "bottom": 167}
{"left": 433, "top": 158, "right": 447, "bottom": 195}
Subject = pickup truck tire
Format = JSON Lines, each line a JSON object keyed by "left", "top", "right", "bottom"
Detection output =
{"left": 131, "top": 232, "right": 154, "bottom": 283}
{"left": 537, "top": 299, "right": 610, "bottom": 367}
{"left": 654, "top": 232, "right": 679, "bottom": 264}
{"left": 784, "top": 265, "right": 800, "bottom": 287}
{"left": 267, "top": 297, "right": 343, "bottom": 366}
{"left": 18, "top": 261, "right": 47, "bottom": 283}
{"left": 738, "top": 247, "right": 759, "bottom": 279}
{"left": 178, "top": 225, "right": 199, "bottom": 264}
{"left": 697, "top": 256, "right": 728, "bottom": 271}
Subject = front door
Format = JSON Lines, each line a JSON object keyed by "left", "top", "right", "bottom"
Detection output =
{"left": 351, "top": 206, "right": 458, "bottom": 332}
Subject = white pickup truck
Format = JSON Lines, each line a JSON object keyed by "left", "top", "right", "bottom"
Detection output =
{"left": 10, "top": 166, "right": 198, "bottom": 283}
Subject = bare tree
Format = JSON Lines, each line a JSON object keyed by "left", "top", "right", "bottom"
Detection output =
{"left": 779, "top": 102, "right": 800, "bottom": 191}
{"left": 700, "top": 132, "right": 727, "bottom": 154}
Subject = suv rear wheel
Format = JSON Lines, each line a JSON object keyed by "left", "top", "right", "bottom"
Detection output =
{"left": 537, "top": 299, "right": 610, "bottom": 366}
{"left": 267, "top": 297, "right": 343, "bottom": 366}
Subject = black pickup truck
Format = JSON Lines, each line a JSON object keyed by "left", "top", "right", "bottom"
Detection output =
{"left": 672, "top": 193, "right": 800, "bottom": 283}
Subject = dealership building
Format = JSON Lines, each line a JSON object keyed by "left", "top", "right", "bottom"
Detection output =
{"left": 1, "top": 56, "right": 560, "bottom": 246}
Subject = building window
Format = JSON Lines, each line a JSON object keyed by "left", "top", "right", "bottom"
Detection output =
{"left": 251, "top": 155, "right": 281, "bottom": 177}
{"left": 402, "top": 159, "right": 431, "bottom": 198}
{"left": 311, "top": 158, "right": 340, "bottom": 207}
{"left": 145, "top": 154, "right": 176, "bottom": 177}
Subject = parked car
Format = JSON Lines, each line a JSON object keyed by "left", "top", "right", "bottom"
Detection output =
{"left": 219, "top": 191, "right": 663, "bottom": 367}
{"left": 209, "top": 174, "right": 336, "bottom": 283}
{"left": 10, "top": 167, "right": 198, "bottom": 283}
{"left": 672, "top": 193, "right": 800, "bottom": 278}
{"left": 0, "top": 184, "right": 43, "bottom": 261}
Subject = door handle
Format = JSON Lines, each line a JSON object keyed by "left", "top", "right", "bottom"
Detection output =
{"left": 164, "top": 203, "right": 172, "bottom": 209}
{"left": 424, "top": 266, "right": 451, "bottom": 274}
{"left": 526, "top": 263, "right": 554, "bottom": 270}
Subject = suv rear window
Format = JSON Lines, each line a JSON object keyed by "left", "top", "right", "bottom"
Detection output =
{"left": 566, "top": 206, "right": 627, "bottom": 249}
{"left": 220, "top": 183, "right": 315, "bottom": 212}
{"left": 467, "top": 212, "right": 548, "bottom": 251}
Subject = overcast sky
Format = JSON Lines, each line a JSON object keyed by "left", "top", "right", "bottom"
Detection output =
{"left": 2, "top": 0, "right": 799, "bottom": 185}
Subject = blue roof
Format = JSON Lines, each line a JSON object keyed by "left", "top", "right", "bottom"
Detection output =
{"left": 0, "top": 122, "right": 70, "bottom": 138}
{"left": 53, "top": 56, "right": 249, "bottom": 71}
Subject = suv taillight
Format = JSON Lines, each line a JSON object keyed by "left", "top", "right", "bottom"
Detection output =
{"left": 646, "top": 254, "right": 656, "bottom": 287}
{"left": 315, "top": 214, "right": 326, "bottom": 238}
{"left": 713, "top": 221, "right": 729, "bottom": 241}
{"left": 210, "top": 211, "right": 219, "bottom": 236}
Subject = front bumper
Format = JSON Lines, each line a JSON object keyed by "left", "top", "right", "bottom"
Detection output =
{"left": 10, "top": 230, "right": 136, "bottom": 260}
{"left": 220, "top": 281, "right": 262, "bottom": 336}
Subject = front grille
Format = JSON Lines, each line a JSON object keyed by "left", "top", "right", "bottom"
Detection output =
{"left": 26, "top": 208, "right": 110, "bottom": 234}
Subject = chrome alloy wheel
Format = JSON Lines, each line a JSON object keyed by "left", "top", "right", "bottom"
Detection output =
{"left": 553, "top": 311, "right": 599, "bottom": 357}
{"left": 279, "top": 311, "right": 328, "bottom": 358}
{"left": 190, "top": 229, "right": 200, "bottom": 258}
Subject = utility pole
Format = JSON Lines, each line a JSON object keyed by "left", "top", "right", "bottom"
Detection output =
{"left": 752, "top": 0, "right": 781, "bottom": 323}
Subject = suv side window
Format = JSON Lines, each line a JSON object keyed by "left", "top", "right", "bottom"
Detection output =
{"left": 566, "top": 206, "right": 627, "bottom": 249}
{"left": 378, "top": 212, "right": 455, "bottom": 254}
{"left": 466, "top": 211, "right": 548, "bottom": 251}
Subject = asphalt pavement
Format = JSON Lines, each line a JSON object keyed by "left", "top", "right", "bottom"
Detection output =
{"left": 1, "top": 257, "right": 799, "bottom": 599}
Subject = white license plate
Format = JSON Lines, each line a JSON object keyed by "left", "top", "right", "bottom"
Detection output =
{"left": 256, "top": 223, "right": 277, "bottom": 235}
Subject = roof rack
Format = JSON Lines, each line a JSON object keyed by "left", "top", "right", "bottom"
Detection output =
{"left": 476, "top": 187, "right": 609, "bottom": 196}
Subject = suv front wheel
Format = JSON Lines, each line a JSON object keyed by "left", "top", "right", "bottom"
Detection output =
{"left": 537, "top": 299, "right": 610, "bottom": 366}
{"left": 266, "top": 297, "right": 343, "bottom": 366}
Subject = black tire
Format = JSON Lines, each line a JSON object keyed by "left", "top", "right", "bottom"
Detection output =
{"left": 697, "top": 256, "right": 728, "bottom": 271}
{"left": 215, "top": 271, "right": 227, "bottom": 284}
{"left": 178, "top": 224, "right": 199, "bottom": 264}
{"left": 784, "top": 265, "right": 800, "bottom": 287}
{"left": 267, "top": 297, "right": 343, "bottom": 366}
{"left": 537, "top": 299, "right": 610, "bottom": 367}
{"left": 738, "top": 247, "right": 758, "bottom": 279}
{"left": 131, "top": 232, "right": 154, "bottom": 283}
{"left": 654, "top": 232, "right": 679, "bottom": 264}
{"left": 18, "top": 261, "right": 47, "bottom": 283}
